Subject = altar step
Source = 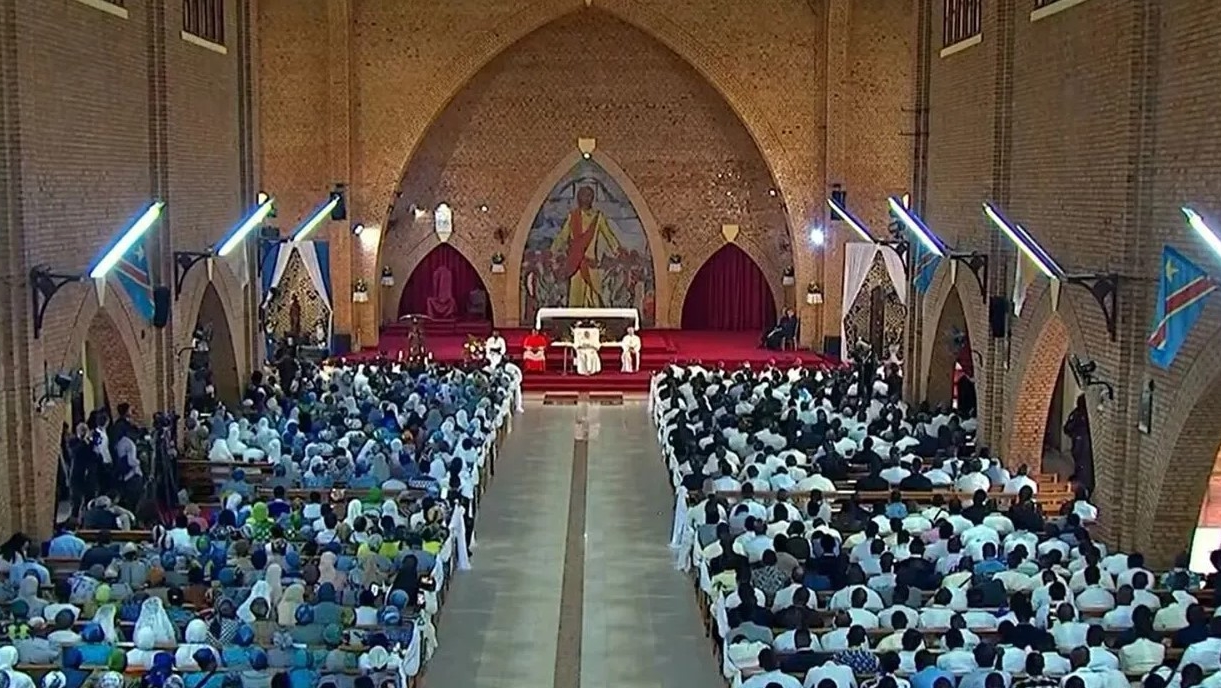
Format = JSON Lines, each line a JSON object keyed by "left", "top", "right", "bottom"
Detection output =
{"left": 382, "top": 319, "right": 492, "bottom": 338}
{"left": 521, "top": 370, "right": 653, "bottom": 393}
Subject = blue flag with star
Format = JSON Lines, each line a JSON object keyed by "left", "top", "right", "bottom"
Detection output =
{"left": 912, "top": 240, "right": 941, "bottom": 295}
{"left": 1147, "top": 246, "right": 1217, "bottom": 369}
{"left": 115, "top": 239, "right": 156, "bottom": 324}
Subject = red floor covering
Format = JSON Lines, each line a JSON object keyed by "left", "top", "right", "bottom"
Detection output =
{"left": 357, "top": 329, "right": 838, "bottom": 393}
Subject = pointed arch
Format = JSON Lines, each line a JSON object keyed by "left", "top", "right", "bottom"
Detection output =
{"left": 510, "top": 150, "right": 662, "bottom": 326}
{"left": 925, "top": 284, "right": 972, "bottom": 408}
{"left": 398, "top": 243, "right": 494, "bottom": 322}
{"left": 194, "top": 283, "right": 242, "bottom": 407}
{"left": 681, "top": 243, "right": 777, "bottom": 331}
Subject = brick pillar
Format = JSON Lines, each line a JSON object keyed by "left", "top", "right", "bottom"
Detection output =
{"left": 904, "top": 0, "right": 933, "bottom": 405}
{"left": 325, "top": 0, "right": 353, "bottom": 347}
{"left": 147, "top": 0, "right": 174, "bottom": 413}
{"left": 817, "top": 0, "right": 848, "bottom": 353}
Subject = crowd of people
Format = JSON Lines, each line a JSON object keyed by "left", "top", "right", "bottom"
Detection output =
{"left": 650, "top": 360, "right": 1211, "bottom": 688}
{"left": 3, "top": 350, "right": 518, "bottom": 688}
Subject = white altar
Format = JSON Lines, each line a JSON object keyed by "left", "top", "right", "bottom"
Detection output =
{"left": 534, "top": 307, "right": 639, "bottom": 331}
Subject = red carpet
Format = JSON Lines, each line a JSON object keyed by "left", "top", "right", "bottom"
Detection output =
{"left": 357, "top": 328, "right": 838, "bottom": 393}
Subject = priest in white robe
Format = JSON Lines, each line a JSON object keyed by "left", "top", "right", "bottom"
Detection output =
{"left": 574, "top": 326, "right": 602, "bottom": 376}
{"left": 620, "top": 326, "right": 642, "bottom": 373}
{"left": 485, "top": 331, "right": 507, "bottom": 368}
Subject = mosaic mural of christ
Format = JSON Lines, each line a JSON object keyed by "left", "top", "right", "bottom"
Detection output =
{"left": 520, "top": 159, "right": 656, "bottom": 326}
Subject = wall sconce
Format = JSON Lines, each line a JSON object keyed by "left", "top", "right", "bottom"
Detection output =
{"left": 806, "top": 282, "right": 824, "bottom": 305}
{"left": 34, "top": 363, "right": 83, "bottom": 413}
{"left": 668, "top": 254, "right": 683, "bottom": 273}
{"left": 782, "top": 266, "right": 796, "bottom": 287}
{"left": 352, "top": 279, "right": 370, "bottom": 303}
{"left": 380, "top": 266, "right": 395, "bottom": 287}
{"left": 490, "top": 253, "right": 506, "bottom": 274}
{"left": 1069, "top": 354, "right": 1115, "bottom": 405}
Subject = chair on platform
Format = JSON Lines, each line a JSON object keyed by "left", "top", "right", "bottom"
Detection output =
{"left": 467, "top": 288, "right": 488, "bottom": 320}
{"left": 781, "top": 321, "right": 800, "bottom": 351}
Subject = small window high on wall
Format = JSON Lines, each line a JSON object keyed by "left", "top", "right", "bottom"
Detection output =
{"left": 943, "top": 0, "right": 982, "bottom": 48}
{"left": 183, "top": 0, "right": 224, "bottom": 46}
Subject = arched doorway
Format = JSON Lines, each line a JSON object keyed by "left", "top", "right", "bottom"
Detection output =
{"left": 926, "top": 286, "right": 974, "bottom": 413}
{"left": 1008, "top": 314, "right": 1086, "bottom": 481}
{"left": 398, "top": 244, "right": 493, "bottom": 324}
{"left": 185, "top": 283, "right": 241, "bottom": 414}
{"left": 59, "top": 308, "right": 147, "bottom": 520}
{"left": 681, "top": 244, "right": 776, "bottom": 331}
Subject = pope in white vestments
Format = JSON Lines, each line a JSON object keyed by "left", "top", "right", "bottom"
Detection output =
{"left": 620, "top": 327, "right": 641, "bottom": 373}
{"left": 574, "top": 326, "right": 602, "bottom": 376}
{"left": 485, "top": 332, "right": 506, "bottom": 368}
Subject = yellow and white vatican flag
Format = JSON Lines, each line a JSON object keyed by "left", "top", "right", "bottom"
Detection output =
{"left": 1013, "top": 249, "right": 1039, "bottom": 316}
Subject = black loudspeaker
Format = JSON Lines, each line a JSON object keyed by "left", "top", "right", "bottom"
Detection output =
{"left": 331, "top": 333, "right": 352, "bottom": 356}
{"left": 989, "top": 296, "right": 1009, "bottom": 338}
{"left": 822, "top": 335, "right": 842, "bottom": 359}
{"left": 152, "top": 286, "right": 171, "bottom": 328}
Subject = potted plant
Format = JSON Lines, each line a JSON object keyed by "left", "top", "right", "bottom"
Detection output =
{"left": 782, "top": 266, "right": 796, "bottom": 286}
{"left": 805, "top": 282, "right": 824, "bottom": 305}
{"left": 668, "top": 254, "right": 683, "bottom": 273}
{"left": 491, "top": 252, "right": 506, "bottom": 273}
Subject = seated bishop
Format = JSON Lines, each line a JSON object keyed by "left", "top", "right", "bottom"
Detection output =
{"left": 522, "top": 328, "right": 548, "bottom": 372}
{"left": 574, "top": 324, "right": 602, "bottom": 377}
{"left": 620, "top": 326, "right": 642, "bottom": 373}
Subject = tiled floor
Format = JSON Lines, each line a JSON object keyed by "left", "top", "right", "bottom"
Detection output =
{"left": 424, "top": 401, "right": 723, "bottom": 688}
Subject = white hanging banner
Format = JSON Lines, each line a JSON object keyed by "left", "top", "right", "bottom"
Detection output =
{"left": 841, "top": 242, "right": 880, "bottom": 348}
{"left": 879, "top": 247, "right": 908, "bottom": 306}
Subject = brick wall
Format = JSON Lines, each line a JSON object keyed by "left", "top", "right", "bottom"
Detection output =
{"left": 0, "top": 0, "right": 258, "bottom": 538}
{"left": 258, "top": 0, "right": 917, "bottom": 350}
{"left": 919, "top": 0, "right": 1221, "bottom": 562}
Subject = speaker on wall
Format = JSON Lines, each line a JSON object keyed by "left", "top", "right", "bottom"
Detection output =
{"left": 989, "top": 296, "right": 1009, "bottom": 338}
{"left": 822, "top": 335, "right": 842, "bottom": 359}
{"left": 152, "top": 286, "right": 171, "bottom": 329}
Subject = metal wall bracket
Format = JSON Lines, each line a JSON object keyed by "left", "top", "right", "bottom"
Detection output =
{"left": 173, "top": 250, "right": 214, "bottom": 298}
{"left": 1065, "top": 272, "right": 1120, "bottom": 341}
{"left": 30, "top": 268, "right": 84, "bottom": 339}
{"left": 950, "top": 251, "right": 989, "bottom": 304}
{"left": 880, "top": 239, "right": 909, "bottom": 263}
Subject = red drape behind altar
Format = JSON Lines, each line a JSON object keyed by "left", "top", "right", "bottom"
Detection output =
{"left": 398, "top": 244, "right": 493, "bottom": 321}
{"left": 681, "top": 244, "right": 777, "bottom": 331}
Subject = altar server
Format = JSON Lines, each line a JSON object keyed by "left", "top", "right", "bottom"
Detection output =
{"left": 620, "top": 327, "right": 642, "bottom": 373}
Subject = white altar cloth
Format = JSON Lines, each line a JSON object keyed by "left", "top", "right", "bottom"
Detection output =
{"left": 534, "top": 307, "right": 639, "bottom": 330}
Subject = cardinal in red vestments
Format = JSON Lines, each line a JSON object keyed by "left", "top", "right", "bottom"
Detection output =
{"left": 522, "top": 328, "right": 548, "bottom": 372}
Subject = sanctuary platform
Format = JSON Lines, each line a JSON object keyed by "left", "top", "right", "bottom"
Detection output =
{"left": 363, "top": 326, "right": 838, "bottom": 393}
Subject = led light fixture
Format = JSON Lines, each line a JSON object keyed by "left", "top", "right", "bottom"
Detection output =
{"left": 216, "top": 198, "right": 275, "bottom": 257}
{"left": 982, "top": 203, "right": 1063, "bottom": 279}
{"left": 827, "top": 197, "right": 876, "bottom": 243}
{"left": 1184, "top": 207, "right": 1221, "bottom": 262}
{"left": 291, "top": 196, "right": 340, "bottom": 242}
{"left": 887, "top": 196, "right": 947, "bottom": 257}
{"left": 89, "top": 201, "right": 165, "bottom": 279}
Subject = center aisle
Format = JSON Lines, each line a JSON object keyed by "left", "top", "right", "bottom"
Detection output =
{"left": 424, "top": 405, "right": 577, "bottom": 687}
{"left": 581, "top": 402, "right": 724, "bottom": 688}
{"left": 423, "top": 401, "right": 722, "bottom": 688}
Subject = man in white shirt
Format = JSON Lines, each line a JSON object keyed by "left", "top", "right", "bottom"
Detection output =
{"left": 619, "top": 327, "right": 641, "bottom": 373}
{"left": 803, "top": 660, "right": 858, "bottom": 688}
{"left": 1181, "top": 621, "right": 1221, "bottom": 673}
{"left": 484, "top": 331, "right": 507, "bottom": 367}
{"left": 1051, "top": 604, "right": 1091, "bottom": 654}
{"left": 1074, "top": 568, "right": 1116, "bottom": 612}
{"left": 743, "top": 649, "right": 803, "bottom": 688}
{"left": 1001, "top": 465, "right": 1038, "bottom": 495}
{"left": 936, "top": 629, "right": 978, "bottom": 676}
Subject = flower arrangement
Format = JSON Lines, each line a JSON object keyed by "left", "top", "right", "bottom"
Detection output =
{"left": 668, "top": 254, "right": 683, "bottom": 273}
{"left": 806, "top": 282, "right": 824, "bottom": 305}
{"left": 782, "top": 266, "right": 796, "bottom": 286}
{"left": 352, "top": 279, "right": 370, "bottom": 303}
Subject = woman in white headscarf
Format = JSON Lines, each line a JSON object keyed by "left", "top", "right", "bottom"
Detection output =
{"left": 135, "top": 597, "right": 177, "bottom": 646}
{"left": 381, "top": 499, "right": 405, "bottom": 527}
{"left": 263, "top": 564, "right": 284, "bottom": 608}
{"left": 125, "top": 627, "right": 159, "bottom": 668}
{"left": 0, "top": 646, "right": 35, "bottom": 688}
{"left": 345, "top": 499, "right": 363, "bottom": 527}
{"left": 237, "top": 581, "right": 271, "bottom": 624}
{"left": 175, "top": 619, "right": 213, "bottom": 670}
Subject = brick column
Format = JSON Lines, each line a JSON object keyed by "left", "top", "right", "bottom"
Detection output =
{"left": 325, "top": 0, "right": 353, "bottom": 347}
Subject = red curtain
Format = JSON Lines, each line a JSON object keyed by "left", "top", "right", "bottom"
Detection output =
{"left": 398, "top": 244, "right": 493, "bottom": 321}
{"left": 681, "top": 244, "right": 777, "bottom": 330}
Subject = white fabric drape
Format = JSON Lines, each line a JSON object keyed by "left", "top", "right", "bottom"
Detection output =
{"left": 268, "top": 244, "right": 292, "bottom": 293}
{"left": 297, "top": 242, "right": 331, "bottom": 310}
{"left": 841, "top": 242, "right": 880, "bottom": 347}
{"left": 879, "top": 247, "right": 908, "bottom": 306}
{"left": 450, "top": 505, "right": 471, "bottom": 571}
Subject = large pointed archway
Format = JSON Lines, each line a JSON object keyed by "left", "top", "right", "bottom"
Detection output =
{"left": 681, "top": 243, "right": 777, "bottom": 331}
{"left": 374, "top": 9, "right": 793, "bottom": 330}
{"left": 185, "top": 283, "right": 242, "bottom": 411}
{"left": 398, "top": 243, "right": 494, "bottom": 323}
{"left": 925, "top": 284, "right": 973, "bottom": 411}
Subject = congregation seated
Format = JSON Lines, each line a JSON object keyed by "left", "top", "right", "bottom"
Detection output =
{"left": 0, "top": 356, "right": 516, "bottom": 688}
{"left": 650, "top": 361, "right": 1215, "bottom": 688}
